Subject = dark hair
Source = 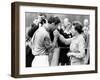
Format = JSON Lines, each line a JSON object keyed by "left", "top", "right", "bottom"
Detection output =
{"left": 38, "top": 13, "right": 47, "bottom": 25}
{"left": 39, "top": 13, "right": 47, "bottom": 18}
{"left": 48, "top": 16, "right": 61, "bottom": 25}
{"left": 72, "top": 21, "right": 83, "bottom": 34}
{"left": 40, "top": 18, "right": 46, "bottom": 25}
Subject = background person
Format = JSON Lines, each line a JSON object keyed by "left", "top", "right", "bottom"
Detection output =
{"left": 37, "top": 13, "right": 47, "bottom": 27}
{"left": 25, "top": 13, "right": 48, "bottom": 67}
{"left": 57, "top": 18, "right": 72, "bottom": 65}
{"left": 83, "top": 19, "right": 90, "bottom": 64}
{"left": 25, "top": 18, "right": 39, "bottom": 67}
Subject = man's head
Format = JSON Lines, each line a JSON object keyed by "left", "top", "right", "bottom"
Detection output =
{"left": 63, "top": 18, "right": 71, "bottom": 30}
{"left": 37, "top": 13, "right": 47, "bottom": 23}
{"left": 33, "top": 18, "right": 39, "bottom": 26}
{"left": 39, "top": 13, "right": 47, "bottom": 19}
{"left": 83, "top": 19, "right": 89, "bottom": 26}
{"left": 63, "top": 18, "right": 69, "bottom": 26}
{"left": 48, "top": 16, "right": 61, "bottom": 32}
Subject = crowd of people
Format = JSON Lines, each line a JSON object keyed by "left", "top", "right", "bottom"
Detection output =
{"left": 25, "top": 13, "right": 90, "bottom": 67}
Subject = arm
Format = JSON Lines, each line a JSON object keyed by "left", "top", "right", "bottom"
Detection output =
{"left": 59, "top": 33, "right": 72, "bottom": 45}
{"left": 53, "top": 29, "right": 72, "bottom": 45}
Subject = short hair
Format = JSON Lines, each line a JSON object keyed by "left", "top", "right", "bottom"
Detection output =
{"left": 40, "top": 18, "right": 46, "bottom": 25}
{"left": 39, "top": 13, "right": 47, "bottom": 18}
{"left": 48, "top": 16, "right": 61, "bottom": 25}
{"left": 72, "top": 21, "right": 83, "bottom": 34}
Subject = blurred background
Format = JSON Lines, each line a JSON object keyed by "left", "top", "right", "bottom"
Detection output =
{"left": 25, "top": 12, "right": 89, "bottom": 27}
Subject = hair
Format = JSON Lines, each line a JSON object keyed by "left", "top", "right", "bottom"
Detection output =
{"left": 39, "top": 13, "right": 47, "bottom": 18}
{"left": 72, "top": 21, "right": 83, "bottom": 34}
{"left": 48, "top": 16, "right": 61, "bottom": 25}
{"left": 40, "top": 19, "right": 46, "bottom": 25}
{"left": 38, "top": 13, "right": 47, "bottom": 25}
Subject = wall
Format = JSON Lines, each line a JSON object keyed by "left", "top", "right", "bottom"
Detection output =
{"left": 0, "top": 0, "right": 100, "bottom": 80}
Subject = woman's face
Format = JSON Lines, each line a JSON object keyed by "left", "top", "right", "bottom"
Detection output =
{"left": 38, "top": 16, "right": 42, "bottom": 22}
{"left": 71, "top": 25, "right": 77, "bottom": 36}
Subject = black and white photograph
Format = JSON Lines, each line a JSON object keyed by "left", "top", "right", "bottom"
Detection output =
{"left": 11, "top": 2, "right": 97, "bottom": 78}
{"left": 25, "top": 12, "right": 90, "bottom": 67}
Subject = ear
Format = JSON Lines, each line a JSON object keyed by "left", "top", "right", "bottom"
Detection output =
{"left": 51, "top": 23, "right": 55, "bottom": 25}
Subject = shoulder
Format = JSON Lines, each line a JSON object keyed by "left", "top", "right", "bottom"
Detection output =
{"left": 37, "top": 27, "right": 45, "bottom": 33}
{"left": 37, "top": 27, "right": 49, "bottom": 38}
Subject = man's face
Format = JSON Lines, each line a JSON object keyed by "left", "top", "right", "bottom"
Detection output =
{"left": 63, "top": 18, "right": 69, "bottom": 27}
{"left": 41, "top": 15, "right": 46, "bottom": 19}
{"left": 38, "top": 16, "right": 43, "bottom": 22}
{"left": 84, "top": 19, "right": 89, "bottom": 26}
{"left": 50, "top": 23, "right": 59, "bottom": 32}
{"left": 64, "top": 21, "right": 68, "bottom": 27}
{"left": 38, "top": 15, "right": 46, "bottom": 22}
{"left": 33, "top": 19, "right": 39, "bottom": 25}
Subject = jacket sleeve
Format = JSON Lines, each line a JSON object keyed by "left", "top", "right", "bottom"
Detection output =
{"left": 59, "top": 33, "right": 72, "bottom": 45}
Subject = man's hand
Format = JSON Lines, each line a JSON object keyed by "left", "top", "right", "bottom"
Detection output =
{"left": 53, "top": 30, "right": 60, "bottom": 38}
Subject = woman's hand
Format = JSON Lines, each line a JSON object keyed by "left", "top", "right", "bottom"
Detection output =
{"left": 67, "top": 52, "right": 74, "bottom": 57}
